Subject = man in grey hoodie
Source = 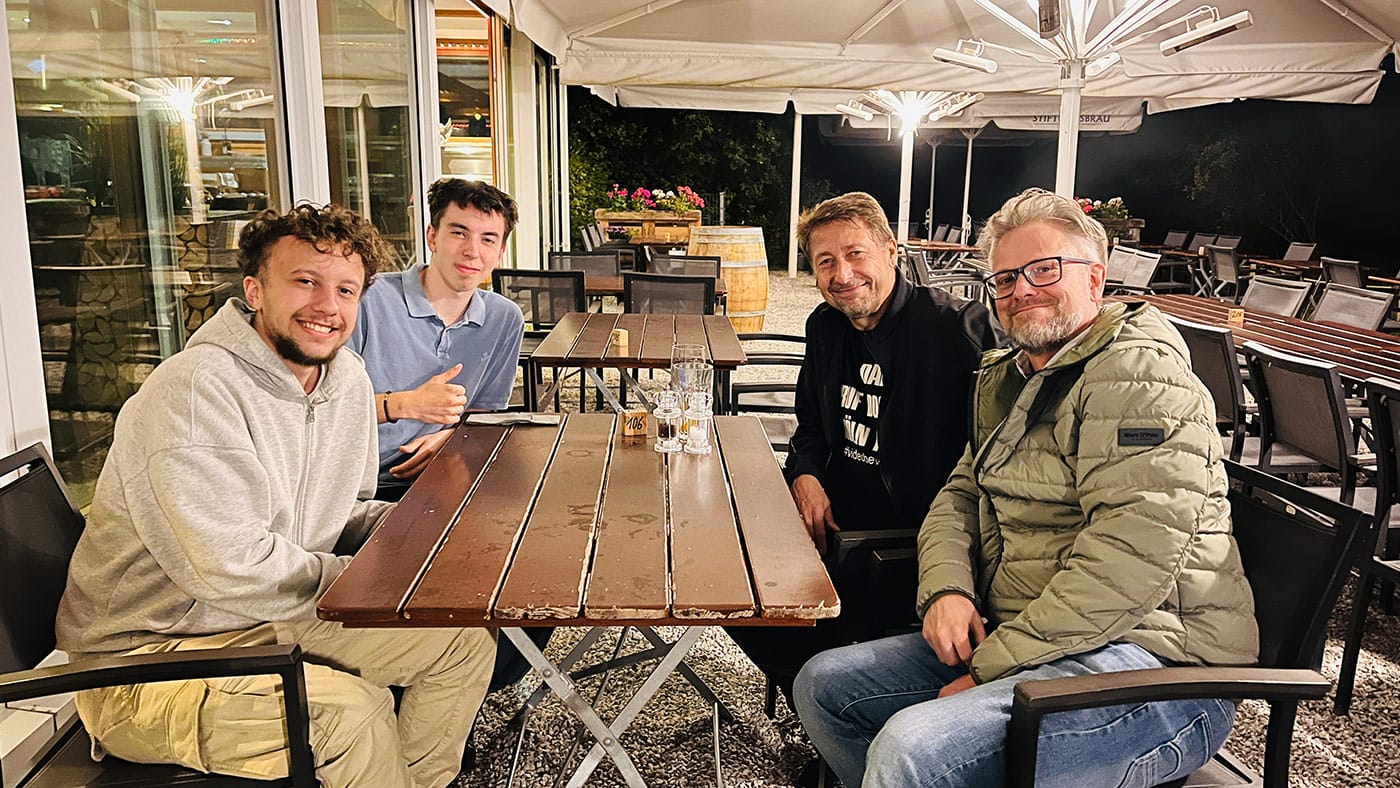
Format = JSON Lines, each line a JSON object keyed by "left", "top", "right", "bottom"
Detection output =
{"left": 56, "top": 204, "right": 495, "bottom": 788}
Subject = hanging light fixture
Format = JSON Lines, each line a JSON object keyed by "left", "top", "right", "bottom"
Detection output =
{"left": 832, "top": 90, "right": 984, "bottom": 138}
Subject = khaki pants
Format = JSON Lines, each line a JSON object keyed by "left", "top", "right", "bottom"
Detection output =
{"left": 74, "top": 619, "right": 495, "bottom": 788}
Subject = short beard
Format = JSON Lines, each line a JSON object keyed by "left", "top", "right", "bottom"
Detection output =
{"left": 270, "top": 332, "right": 337, "bottom": 368}
{"left": 1006, "top": 304, "right": 1085, "bottom": 356}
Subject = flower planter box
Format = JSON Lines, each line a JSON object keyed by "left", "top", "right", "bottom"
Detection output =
{"left": 595, "top": 209, "right": 702, "bottom": 242}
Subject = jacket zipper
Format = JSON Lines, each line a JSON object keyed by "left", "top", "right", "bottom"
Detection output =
{"left": 294, "top": 399, "right": 316, "bottom": 542}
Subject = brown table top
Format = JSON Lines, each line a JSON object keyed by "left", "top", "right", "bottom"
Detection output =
{"left": 909, "top": 239, "right": 981, "bottom": 254}
{"left": 318, "top": 414, "right": 838, "bottom": 628}
{"left": 586, "top": 274, "right": 727, "bottom": 297}
{"left": 1246, "top": 257, "right": 1321, "bottom": 276}
{"left": 1129, "top": 293, "right": 1400, "bottom": 385}
{"left": 1369, "top": 275, "right": 1400, "bottom": 289}
{"left": 529, "top": 311, "right": 747, "bottom": 370}
{"left": 629, "top": 236, "right": 690, "bottom": 248}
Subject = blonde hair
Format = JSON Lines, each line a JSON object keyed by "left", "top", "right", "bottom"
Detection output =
{"left": 796, "top": 192, "right": 894, "bottom": 256}
{"left": 977, "top": 188, "right": 1108, "bottom": 264}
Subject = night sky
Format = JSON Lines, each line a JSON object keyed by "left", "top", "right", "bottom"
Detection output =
{"left": 803, "top": 59, "right": 1400, "bottom": 269}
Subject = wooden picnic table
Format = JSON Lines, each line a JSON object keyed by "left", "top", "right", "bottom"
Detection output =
{"left": 584, "top": 273, "right": 727, "bottom": 298}
{"left": 318, "top": 413, "right": 838, "bottom": 786}
{"left": 1129, "top": 293, "right": 1400, "bottom": 385}
{"left": 1246, "top": 257, "right": 1323, "bottom": 278}
{"left": 527, "top": 311, "right": 746, "bottom": 412}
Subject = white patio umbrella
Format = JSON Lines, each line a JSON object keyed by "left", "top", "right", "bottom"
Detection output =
{"left": 489, "top": 0, "right": 1397, "bottom": 197}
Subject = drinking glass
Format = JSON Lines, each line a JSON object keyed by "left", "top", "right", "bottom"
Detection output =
{"left": 670, "top": 343, "right": 713, "bottom": 437}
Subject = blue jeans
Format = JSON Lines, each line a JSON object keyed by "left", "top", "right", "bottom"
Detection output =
{"left": 793, "top": 634, "right": 1235, "bottom": 787}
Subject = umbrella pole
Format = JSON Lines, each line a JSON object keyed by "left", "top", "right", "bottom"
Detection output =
{"left": 1054, "top": 61, "right": 1084, "bottom": 197}
{"left": 897, "top": 128, "right": 914, "bottom": 242}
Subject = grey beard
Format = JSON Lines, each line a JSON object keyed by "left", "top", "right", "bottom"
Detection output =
{"left": 1009, "top": 308, "right": 1082, "bottom": 356}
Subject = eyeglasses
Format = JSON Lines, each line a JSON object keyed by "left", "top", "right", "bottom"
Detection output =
{"left": 983, "top": 256, "right": 1094, "bottom": 300}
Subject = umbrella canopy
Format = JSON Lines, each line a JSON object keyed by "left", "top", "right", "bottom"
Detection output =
{"left": 489, "top": 0, "right": 1398, "bottom": 193}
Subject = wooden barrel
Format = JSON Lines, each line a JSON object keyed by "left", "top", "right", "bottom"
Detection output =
{"left": 688, "top": 226, "right": 768, "bottom": 332}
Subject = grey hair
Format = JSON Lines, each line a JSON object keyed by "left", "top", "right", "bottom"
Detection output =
{"left": 977, "top": 188, "right": 1108, "bottom": 264}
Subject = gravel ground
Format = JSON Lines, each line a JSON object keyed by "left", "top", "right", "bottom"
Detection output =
{"left": 455, "top": 273, "right": 1400, "bottom": 786}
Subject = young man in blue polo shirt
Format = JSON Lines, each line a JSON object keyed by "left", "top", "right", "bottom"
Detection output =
{"left": 349, "top": 178, "right": 524, "bottom": 503}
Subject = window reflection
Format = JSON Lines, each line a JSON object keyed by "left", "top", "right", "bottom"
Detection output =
{"left": 436, "top": 3, "right": 494, "bottom": 184}
{"left": 8, "top": 0, "right": 284, "bottom": 503}
{"left": 320, "top": 0, "right": 417, "bottom": 271}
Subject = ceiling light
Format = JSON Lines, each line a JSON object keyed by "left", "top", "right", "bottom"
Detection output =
{"left": 932, "top": 40, "right": 998, "bottom": 74}
{"left": 928, "top": 91, "right": 983, "bottom": 121}
{"left": 860, "top": 90, "right": 900, "bottom": 114}
{"left": 835, "top": 101, "right": 874, "bottom": 122}
{"left": 1160, "top": 10, "right": 1253, "bottom": 55}
{"left": 1084, "top": 51, "right": 1122, "bottom": 77}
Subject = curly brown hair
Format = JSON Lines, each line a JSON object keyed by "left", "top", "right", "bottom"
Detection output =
{"left": 237, "top": 203, "right": 389, "bottom": 289}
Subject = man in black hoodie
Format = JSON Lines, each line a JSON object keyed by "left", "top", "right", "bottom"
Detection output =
{"left": 729, "top": 191, "right": 1002, "bottom": 704}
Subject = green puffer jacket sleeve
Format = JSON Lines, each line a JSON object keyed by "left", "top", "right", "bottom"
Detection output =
{"left": 914, "top": 443, "right": 983, "bottom": 616}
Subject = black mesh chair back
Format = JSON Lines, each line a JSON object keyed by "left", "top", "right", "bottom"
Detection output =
{"left": 649, "top": 254, "right": 720, "bottom": 278}
{"left": 1006, "top": 461, "right": 1371, "bottom": 788}
{"left": 547, "top": 251, "right": 620, "bottom": 277}
{"left": 1168, "top": 316, "right": 1249, "bottom": 462}
{"left": 1240, "top": 274, "right": 1311, "bottom": 317}
{"left": 1320, "top": 256, "right": 1363, "bottom": 287}
{"left": 729, "top": 333, "right": 806, "bottom": 452}
{"left": 1214, "top": 234, "right": 1242, "bottom": 250}
{"left": 0, "top": 442, "right": 317, "bottom": 785}
{"left": 1283, "top": 242, "right": 1318, "bottom": 262}
{"left": 1204, "top": 244, "right": 1249, "bottom": 300}
{"left": 1161, "top": 230, "right": 1188, "bottom": 248}
{"left": 1335, "top": 376, "right": 1400, "bottom": 713}
{"left": 1310, "top": 282, "right": 1394, "bottom": 331}
{"left": 622, "top": 272, "right": 716, "bottom": 314}
{"left": 579, "top": 223, "right": 599, "bottom": 252}
{"left": 1243, "top": 341, "right": 1356, "bottom": 483}
{"left": 0, "top": 444, "right": 83, "bottom": 675}
{"left": 492, "top": 269, "right": 586, "bottom": 328}
{"left": 1184, "top": 232, "right": 1216, "bottom": 252}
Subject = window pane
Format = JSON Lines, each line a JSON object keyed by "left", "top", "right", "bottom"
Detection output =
{"left": 436, "top": 3, "right": 494, "bottom": 184}
{"left": 320, "top": 1, "right": 417, "bottom": 271}
{"left": 9, "top": 1, "right": 285, "bottom": 504}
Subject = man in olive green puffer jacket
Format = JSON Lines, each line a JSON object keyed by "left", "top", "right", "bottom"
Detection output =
{"left": 795, "top": 188, "right": 1259, "bottom": 788}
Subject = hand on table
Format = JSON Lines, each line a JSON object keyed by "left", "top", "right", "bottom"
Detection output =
{"left": 923, "top": 593, "right": 986, "bottom": 667}
{"left": 397, "top": 364, "right": 468, "bottom": 424}
{"left": 390, "top": 428, "right": 453, "bottom": 480}
{"left": 790, "top": 474, "right": 839, "bottom": 555}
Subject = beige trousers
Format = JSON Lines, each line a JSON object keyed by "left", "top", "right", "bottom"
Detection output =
{"left": 74, "top": 619, "right": 495, "bottom": 788}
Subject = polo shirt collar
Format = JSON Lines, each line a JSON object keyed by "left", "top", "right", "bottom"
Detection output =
{"left": 402, "top": 263, "right": 485, "bottom": 327}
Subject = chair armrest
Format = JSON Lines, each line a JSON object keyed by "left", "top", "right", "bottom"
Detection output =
{"left": 1005, "top": 666, "right": 1328, "bottom": 788}
{"left": 0, "top": 644, "right": 317, "bottom": 788}
{"left": 0, "top": 643, "right": 303, "bottom": 701}
{"left": 1012, "top": 666, "right": 1329, "bottom": 714}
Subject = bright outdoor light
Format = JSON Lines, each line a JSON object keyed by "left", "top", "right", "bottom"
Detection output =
{"left": 832, "top": 90, "right": 984, "bottom": 137}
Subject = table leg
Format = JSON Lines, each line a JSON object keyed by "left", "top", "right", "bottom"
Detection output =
{"left": 565, "top": 626, "right": 707, "bottom": 787}
{"left": 503, "top": 628, "right": 649, "bottom": 788}
{"left": 584, "top": 368, "right": 628, "bottom": 413}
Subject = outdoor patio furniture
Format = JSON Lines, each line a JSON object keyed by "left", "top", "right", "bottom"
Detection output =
{"left": 727, "top": 332, "right": 804, "bottom": 454}
{"left": 1283, "top": 242, "right": 1318, "bottom": 261}
{"left": 0, "top": 442, "right": 316, "bottom": 788}
{"left": 1205, "top": 244, "right": 1251, "bottom": 301}
{"left": 622, "top": 272, "right": 717, "bottom": 315}
{"left": 1007, "top": 460, "right": 1373, "bottom": 788}
{"left": 1336, "top": 376, "right": 1400, "bottom": 715}
{"left": 492, "top": 268, "right": 587, "bottom": 410}
{"left": 1239, "top": 275, "right": 1311, "bottom": 317}
{"left": 1310, "top": 282, "right": 1395, "bottom": 332}
{"left": 1321, "top": 256, "right": 1364, "bottom": 287}
{"left": 1166, "top": 316, "right": 1257, "bottom": 464}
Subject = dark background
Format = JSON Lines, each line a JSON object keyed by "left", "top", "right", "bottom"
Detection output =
{"left": 569, "top": 56, "right": 1400, "bottom": 270}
